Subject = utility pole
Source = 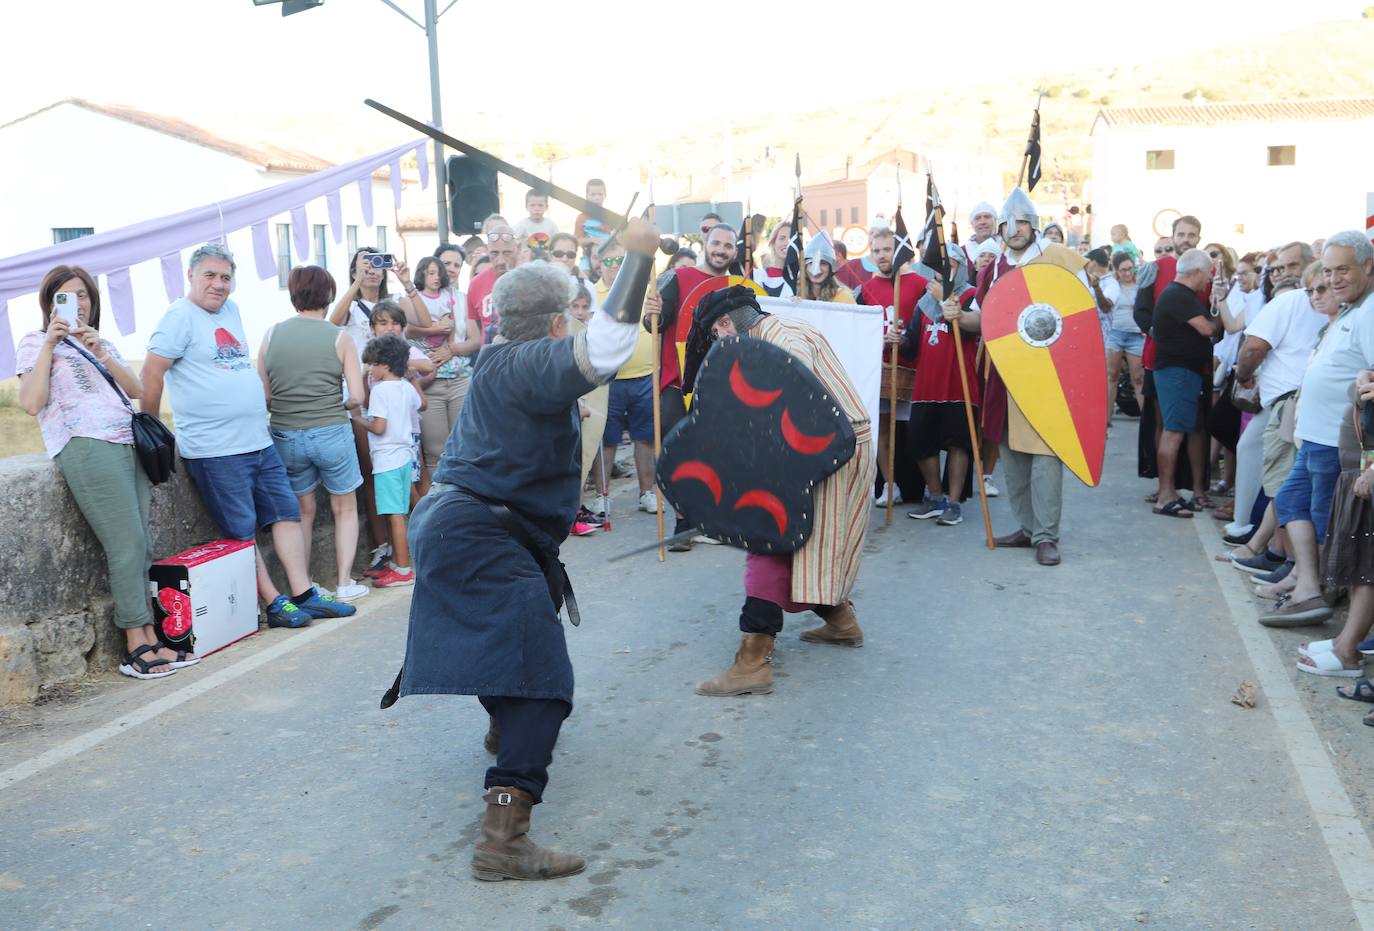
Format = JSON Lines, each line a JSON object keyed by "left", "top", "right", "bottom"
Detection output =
{"left": 255, "top": 0, "right": 455, "bottom": 242}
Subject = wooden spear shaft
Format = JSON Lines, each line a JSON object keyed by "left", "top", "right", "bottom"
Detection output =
{"left": 886, "top": 270, "right": 901, "bottom": 527}
{"left": 651, "top": 312, "right": 666, "bottom": 561}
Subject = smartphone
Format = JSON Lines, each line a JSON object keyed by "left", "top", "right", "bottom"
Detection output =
{"left": 53, "top": 291, "right": 78, "bottom": 325}
{"left": 366, "top": 252, "right": 395, "bottom": 270}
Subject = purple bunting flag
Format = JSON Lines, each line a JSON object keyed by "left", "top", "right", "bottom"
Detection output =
{"left": 0, "top": 299, "right": 13, "bottom": 378}
{"left": 160, "top": 252, "right": 184, "bottom": 302}
{"left": 358, "top": 177, "right": 374, "bottom": 227}
{"left": 416, "top": 143, "right": 429, "bottom": 190}
{"left": 106, "top": 267, "right": 136, "bottom": 335}
{"left": 326, "top": 190, "right": 343, "bottom": 243}
{"left": 291, "top": 206, "right": 310, "bottom": 263}
{"left": 251, "top": 222, "right": 277, "bottom": 281}
{"left": 389, "top": 160, "right": 403, "bottom": 209}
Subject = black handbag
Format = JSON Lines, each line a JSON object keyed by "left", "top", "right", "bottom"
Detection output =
{"left": 65, "top": 339, "right": 178, "bottom": 484}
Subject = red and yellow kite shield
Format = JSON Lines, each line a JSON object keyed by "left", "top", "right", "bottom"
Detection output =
{"left": 982, "top": 264, "right": 1107, "bottom": 486}
{"left": 677, "top": 275, "right": 765, "bottom": 378}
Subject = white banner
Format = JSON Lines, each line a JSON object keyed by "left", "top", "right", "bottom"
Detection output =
{"left": 761, "top": 296, "right": 884, "bottom": 448}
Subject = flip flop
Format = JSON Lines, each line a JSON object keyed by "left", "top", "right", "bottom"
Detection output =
{"left": 1192, "top": 494, "right": 1216, "bottom": 510}
{"left": 1337, "top": 678, "right": 1374, "bottom": 703}
{"left": 1152, "top": 499, "right": 1193, "bottom": 518}
{"left": 1144, "top": 492, "right": 1160, "bottom": 504}
{"left": 1296, "top": 651, "right": 1363, "bottom": 678}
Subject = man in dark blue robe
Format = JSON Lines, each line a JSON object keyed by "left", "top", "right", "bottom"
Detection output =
{"left": 387, "top": 220, "right": 659, "bottom": 881}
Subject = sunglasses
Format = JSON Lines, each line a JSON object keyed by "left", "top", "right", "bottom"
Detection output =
{"left": 601, "top": 255, "right": 625, "bottom": 268}
{"left": 550, "top": 250, "right": 577, "bottom": 260}
{"left": 486, "top": 232, "right": 515, "bottom": 243}
{"left": 1307, "top": 285, "right": 1331, "bottom": 295}
{"left": 1207, "top": 251, "right": 1221, "bottom": 259}
{"left": 1155, "top": 246, "right": 1174, "bottom": 255}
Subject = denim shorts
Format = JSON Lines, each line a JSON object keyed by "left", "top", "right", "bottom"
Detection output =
{"left": 602, "top": 375, "right": 655, "bottom": 445}
{"left": 1153, "top": 366, "right": 1202, "bottom": 433}
{"left": 1105, "top": 328, "right": 1145, "bottom": 356}
{"left": 1275, "top": 441, "right": 1342, "bottom": 540}
{"left": 271, "top": 422, "right": 363, "bottom": 496}
{"left": 183, "top": 446, "right": 302, "bottom": 540}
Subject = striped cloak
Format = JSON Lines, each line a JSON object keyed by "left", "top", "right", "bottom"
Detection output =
{"left": 752, "top": 315, "right": 874, "bottom": 606}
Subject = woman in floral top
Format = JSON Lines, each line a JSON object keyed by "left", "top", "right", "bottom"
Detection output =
{"left": 15, "top": 265, "right": 197, "bottom": 680}
{"left": 407, "top": 250, "right": 479, "bottom": 475}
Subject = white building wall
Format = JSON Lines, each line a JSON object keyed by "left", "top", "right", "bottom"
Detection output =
{"left": 0, "top": 104, "right": 409, "bottom": 363}
{"left": 1091, "top": 117, "right": 1374, "bottom": 254}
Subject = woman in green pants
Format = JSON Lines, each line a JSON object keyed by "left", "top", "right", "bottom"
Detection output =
{"left": 15, "top": 265, "right": 198, "bottom": 680}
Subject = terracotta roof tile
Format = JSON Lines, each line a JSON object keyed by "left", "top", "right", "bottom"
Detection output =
{"left": 1096, "top": 99, "right": 1374, "bottom": 128}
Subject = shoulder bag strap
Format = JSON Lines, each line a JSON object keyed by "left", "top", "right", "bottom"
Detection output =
{"left": 62, "top": 338, "right": 133, "bottom": 412}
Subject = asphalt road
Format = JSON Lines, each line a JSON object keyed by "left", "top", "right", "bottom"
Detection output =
{"left": 3, "top": 425, "right": 1372, "bottom": 930}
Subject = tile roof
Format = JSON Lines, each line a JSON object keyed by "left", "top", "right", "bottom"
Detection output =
{"left": 1096, "top": 99, "right": 1374, "bottom": 128}
{"left": 1, "top": 98, "right": 336, "bottom": 174}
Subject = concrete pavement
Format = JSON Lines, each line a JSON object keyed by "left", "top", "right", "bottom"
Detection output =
{"left": 2, "top": 426, "right": 1370, "bottom": 929}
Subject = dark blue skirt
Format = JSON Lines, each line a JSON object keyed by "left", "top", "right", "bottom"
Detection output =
{"left": 397, "top": 485, "right": 574, "bottom": 705}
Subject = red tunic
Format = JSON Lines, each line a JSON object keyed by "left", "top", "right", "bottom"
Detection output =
{"left": 836, "top": 258, "right": 875, "bottom": 291}
{"left": 855, "top": 271, "right": 928, "bottom": 398}
{"left": 910, "top": 290, "right": 981, "bottom": 405}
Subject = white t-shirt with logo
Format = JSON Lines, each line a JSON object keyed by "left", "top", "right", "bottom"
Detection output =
{"left": 1295, "top": 290, "right": 1374, "bottom": 447}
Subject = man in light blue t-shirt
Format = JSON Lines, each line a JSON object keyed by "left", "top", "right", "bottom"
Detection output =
{"left": 142, "top": 243, "right": 354, "bottom": 627}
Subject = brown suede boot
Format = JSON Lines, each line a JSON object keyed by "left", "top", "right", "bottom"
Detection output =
{"left": 470, "top": 787, "right": 586, "bottom": 881}
{"left": 799, "top": 601, "right": 864, "bottom": 647}
{"left": 695, "top": 633, "right": 775, "bottom": 696}
{"left": 483, "top": 716, "right": 500, "bottom": 755}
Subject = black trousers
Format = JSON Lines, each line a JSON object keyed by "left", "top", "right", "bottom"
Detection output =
{"left": 738, "top": 596, "right": 784, "bottom": 635}
{"left": 478, "top": 696, "right": 570, "bottom": 803}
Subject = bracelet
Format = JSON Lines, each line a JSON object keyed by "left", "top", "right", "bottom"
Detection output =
{"left": 405, "top": 287, "right": 418, "bottom": 296}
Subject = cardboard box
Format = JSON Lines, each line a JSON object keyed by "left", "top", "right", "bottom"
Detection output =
{"left": 149, "top": 540, "right": 258, "bottom": 657}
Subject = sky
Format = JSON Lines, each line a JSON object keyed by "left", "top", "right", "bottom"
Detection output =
{"left": 5, "top": 0, "right": 1368, "bottom": 144}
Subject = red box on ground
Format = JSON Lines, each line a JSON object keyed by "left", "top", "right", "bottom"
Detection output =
{"left": 149, "top": 540, "right": 258, "bottom": 657}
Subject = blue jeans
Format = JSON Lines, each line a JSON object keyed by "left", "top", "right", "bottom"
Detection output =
{"left": 271, "top": 422, "right": 363, "bottom": 496}
{"left": 183, "top": 446, "right": 302, "bottom": 540}
{"left": 1275, "top": 441, "right": 1342, "bottom": 541}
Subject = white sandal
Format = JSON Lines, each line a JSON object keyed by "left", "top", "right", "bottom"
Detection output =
{"left": 1296, "top": 650, "right": 1363, "bottom": 678}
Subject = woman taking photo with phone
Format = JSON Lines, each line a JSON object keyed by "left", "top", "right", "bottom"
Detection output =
{"left": 16, "top": 266, "right": 195, "bottom": 680}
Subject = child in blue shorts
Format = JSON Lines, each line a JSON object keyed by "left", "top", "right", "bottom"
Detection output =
{"left": 354, "top": 334, "right": 426, "bottom": 588}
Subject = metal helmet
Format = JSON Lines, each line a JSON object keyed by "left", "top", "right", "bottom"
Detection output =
{"left": 998, "top": 187, "right": 1040, "bottom": 236}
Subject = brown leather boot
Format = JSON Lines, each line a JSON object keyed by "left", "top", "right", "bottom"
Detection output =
{"left": 799, "top": 601, "right": 864, "bottom": 647}
{"left": 695, "top": 633, "right": 774, "bottom": 696}
{"left": 483, "top": 716, "right": 500, "bottom": 755}
{"left": 470, "top": 787, "right": 586, "bottom": 881}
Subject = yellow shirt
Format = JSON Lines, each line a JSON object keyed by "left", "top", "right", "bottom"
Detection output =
{"left": 597, "top": 279, "right": 656, "bottom": 379}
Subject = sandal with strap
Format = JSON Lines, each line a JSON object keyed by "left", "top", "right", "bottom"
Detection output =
{"left": 164, "top": 649, "right": 199, "bottom": 669}
{"left": 1145, "top": 492, "right": 1160, "bottom": 504}
{"left": 1192, "top": 493, "right": 1216, "bottom": 510}
{"left": 1337, "top": 678, "right": 1374, "bottom": 704}
{"left": 119, "top": 644, "right": 176, "bottom": 680}
{"left": 1152, "top": 499, "right": 1194, "bottom": 518}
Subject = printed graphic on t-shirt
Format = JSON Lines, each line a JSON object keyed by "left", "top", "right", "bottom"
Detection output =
{"left": 213, "top": 327, "right": 251, "bottom": 371}
{"left": 526, "top": 231, "right": 551, "bottom": 250}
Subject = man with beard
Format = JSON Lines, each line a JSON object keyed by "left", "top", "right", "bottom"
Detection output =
{"left": 855, "top": 227, "right": 930, "bottom": 506}
{"left": 387, "top": 221, "right": 660, "bottom": 882}
{"left": 468, "top": 224, "right": 519, "bottom": 343}
{"left": 650, "top": 222, "right": 738, "bottom": 549}
{"left": 1133, "top": 215, "right": 1210, "bottom": 507}
{"left": 681, "top": 286, "right": 874, "bottom": 697}
{"left": 974, "top": 189, "right": 1091, "bottom": 566}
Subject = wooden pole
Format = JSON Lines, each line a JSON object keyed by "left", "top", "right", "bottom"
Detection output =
{"left": 935, "top": 206, "right": 994, "bottom": 549}
{"left": 886, "top": 270, "right": 901, "bottom": 527}
{"left": 650, "top": 313, "right": 666, "bottom": 561}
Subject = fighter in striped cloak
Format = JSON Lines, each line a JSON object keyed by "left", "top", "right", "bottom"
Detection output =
{"left": 677, "top": 285, "right": 875, "bottom": 697}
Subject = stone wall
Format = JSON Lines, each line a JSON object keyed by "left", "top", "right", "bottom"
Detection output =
{"left": 0, "top": 454, "right": 366, "bottom": 706}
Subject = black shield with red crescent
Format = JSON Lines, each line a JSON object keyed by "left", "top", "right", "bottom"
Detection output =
{"left": 656, "top": 336, "right": 856, "bottom": 553}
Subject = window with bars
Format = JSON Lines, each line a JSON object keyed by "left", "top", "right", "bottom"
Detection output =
{"left": 313, "top": 224, "right": 328, "bottom": 271}
{"left": 346, "top": 225, "right": 358, "bottom": 257}
{"left": 820, "top": 209, "right": 828, "bottom": 228}
{"left": 850, "top": 206, "right": 859, "bottom": 224}
{"left": 376, "top": 225, "right": 388, "bottom": 253}
{"left": 276, "top": 223, "right": 292, "bottom": 288}
{"left": 52, "top": 227, "right": 94, "bottom": 244}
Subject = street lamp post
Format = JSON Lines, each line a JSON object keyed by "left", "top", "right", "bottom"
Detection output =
{"left": 255, "top": 0, "right": 455, "bottom": 243}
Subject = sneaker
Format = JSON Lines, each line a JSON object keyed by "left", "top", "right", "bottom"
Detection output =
{"left": 693, "top": 534, "right": 723, "bottom": 545}
{"left": 297, "top": 587, "right": 357, "bottom": 619}
{"left": 587, "top": 494, "right": 609, "bottom": 517}
{"left": 638, "top": 490, "right": 659, "bottom": 514}
{"left": 364, "top": 543, "right": 392, "bottom": 579}
{"left": 576, "top": 505, "right": 606, "bottom": 529}
{"left": 611, "top": 459, "right": 633, "bottom": 479}
{"left": 1251, "top": 560, "right": 1295, "bottom": 586}
{"left": 1222, "top": 528, "right": 1255, "bottom": 546}
{"left": 669, "top": 518, "right": 695, "bottom": 552}
{"left": 875, "top": 487, "right": 904, "bottom": 507}
{"left": 936, "top": 501, "right": 963, "bottom": 526}
{"left": 906, "top": 496, "right": 948, "bottom": 520}
{"left": 983, "top": 475, "right": 1000, "bottom": 498}
{"left": 266, "top": 594, "right": 312, "bottom": 629}
{"left": 1231, "top": 552, "right": 1285, "bottom": 575}
{"left": 334, "top": 581, "right": 369, "bottom": 603}
{"left": 570, "top": 520, "right": 598, "bottom": 537}
{"left": 374, "top": 566, "right": 415, "bottom": 588}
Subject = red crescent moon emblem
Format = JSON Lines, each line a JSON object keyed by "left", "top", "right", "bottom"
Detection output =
{"left": 781, "top": 408, "right": 835, "bottom": 455}
{"left": 729, "top": 360, "right": 782, "bottom": 408}
{"left": 734, "top": 489, "right": 788, "bottom": 536}
{"left": 670, "top": 460, "right": 723, "bottom": 505}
